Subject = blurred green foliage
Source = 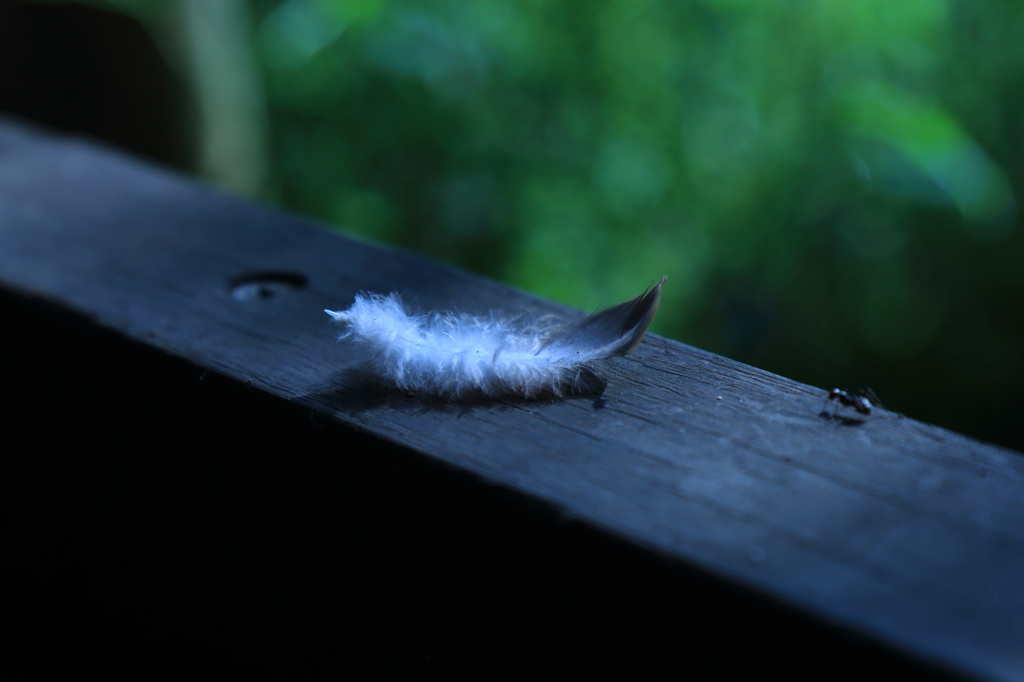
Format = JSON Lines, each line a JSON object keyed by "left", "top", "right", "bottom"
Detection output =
{"left": 73, "top": 0, "right": 1024, "bottom": 450}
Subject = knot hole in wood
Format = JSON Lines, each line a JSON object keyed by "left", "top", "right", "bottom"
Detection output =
{"left": 228, "top": 271, "right": 308, "bottom": 301}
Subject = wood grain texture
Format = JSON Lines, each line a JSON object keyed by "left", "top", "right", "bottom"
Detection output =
{"left": 1, "top": 117, "right": 1022, "bottom": 680}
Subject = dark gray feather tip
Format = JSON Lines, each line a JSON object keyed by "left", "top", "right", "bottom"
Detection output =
{"left": 543, "top": 276, "right": 666, "bottom": 359}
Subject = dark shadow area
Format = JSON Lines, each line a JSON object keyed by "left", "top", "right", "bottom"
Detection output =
{"left": 311, "top": 366, "right": 396, "bottom": 414}
{"left": 819, "top": 410, "right": 869, "bottom": 427}
{"left": 1, "top": 288, "right": 964, "bottom": 680}
{"left": 313, "top": 362, "right": 608, "bottom": 417}
{"left": 0, "top": 2, "right": 189, "bottom": 170}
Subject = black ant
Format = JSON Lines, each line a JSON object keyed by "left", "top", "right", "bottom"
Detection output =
{"left": 824, "top": 388, "right": 881, "bottom": 418}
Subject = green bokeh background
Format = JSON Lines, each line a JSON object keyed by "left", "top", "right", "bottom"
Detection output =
{"left": 32, "top": 0, "right": 1024, "bottom": 451}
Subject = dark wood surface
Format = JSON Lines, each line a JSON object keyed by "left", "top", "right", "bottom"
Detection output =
{"left": 2, "top": 117, "right": 1022, "bottom": 680}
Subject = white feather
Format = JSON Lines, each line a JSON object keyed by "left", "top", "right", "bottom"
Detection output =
{"left": 326, "top": 278, "right": 664, "bottom": 400}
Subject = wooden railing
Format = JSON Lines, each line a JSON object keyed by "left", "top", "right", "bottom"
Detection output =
{"left": 2, "top": 116, "right": 1021, "bottom": 680}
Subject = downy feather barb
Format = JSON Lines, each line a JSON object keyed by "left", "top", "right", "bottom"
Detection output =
{"left": 325, "top": 277, "right": 665, "bottom": 400}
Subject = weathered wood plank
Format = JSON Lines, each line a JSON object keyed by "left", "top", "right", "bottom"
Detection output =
{"left": 1, "top": 117, "right": 1022, "bottom": 680}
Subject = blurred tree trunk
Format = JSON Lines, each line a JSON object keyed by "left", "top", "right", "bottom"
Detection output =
{"left": 172, "top": 0, "right": 269, "bottom": 197}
